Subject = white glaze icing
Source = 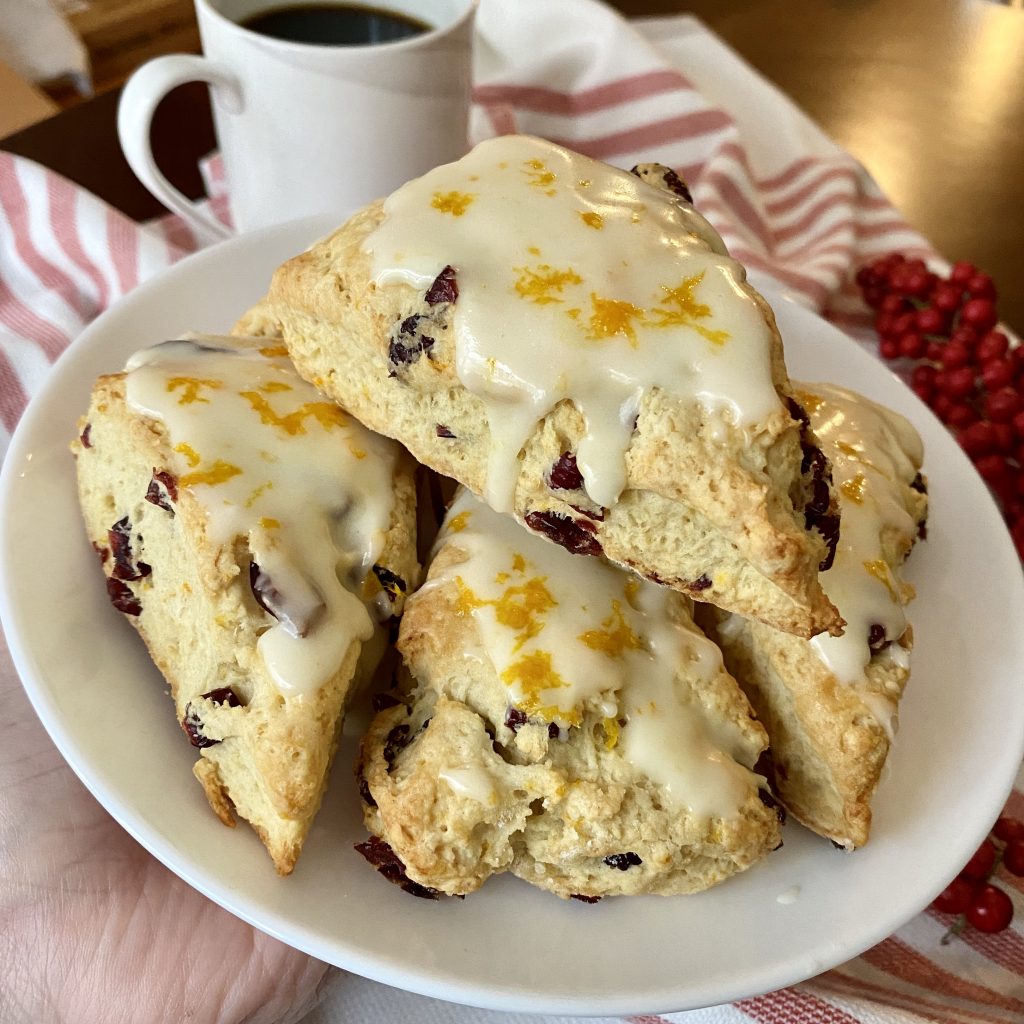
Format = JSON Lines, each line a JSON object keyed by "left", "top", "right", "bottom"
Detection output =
{"left": 798, "top": 382, "right": 923, "bottom": 686}
{"left": 432, "top": 490, "right": 762, "bottom": 821}
{"left": 125, "top": 336, "right": 400, "bottom": 697}
{"left": 365, "top": 135, "right": 783, "bottom": 511}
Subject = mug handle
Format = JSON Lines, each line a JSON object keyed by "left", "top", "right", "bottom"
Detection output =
{"left": 117, "top": 55, "right": 243, "bottom": 246}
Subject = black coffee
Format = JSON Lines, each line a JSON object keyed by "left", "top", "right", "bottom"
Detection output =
{"left": 242, "top": 3, "right": 431, "bottom": 46}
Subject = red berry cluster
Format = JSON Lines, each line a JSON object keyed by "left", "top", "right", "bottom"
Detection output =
{"left": 855, "top": 255, "right": 1024, "bottom": 558}
{"left": 932, "top": 816, "right": 1023, "bottom": 939}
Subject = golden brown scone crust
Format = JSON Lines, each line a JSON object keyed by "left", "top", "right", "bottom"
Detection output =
{"left": 72, "top": 371, "right": 418, "bottom": 874}
{"left": 236, "top": 190, "right": 841, "bottom": 641}
{"left": 698, "top": 396, "right": 927, "bottom": 850}
{"left": 700, "top": 609, "right": 911, "bottom": 850}
{"left": 356, "top": 514, "right": 782, "bottom": 899}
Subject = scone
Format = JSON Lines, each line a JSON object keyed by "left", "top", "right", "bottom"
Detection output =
{"left": 699, "top": 382, "right": 927, "bottom": 849}
{"left": 236, "top": 134, "right": 842, "bottom": 640}
{"left": 356, "top": 490, "right": 782, "bottom": 900}
{"left": 72, "top": 335, "right": 418, "bottom": 874}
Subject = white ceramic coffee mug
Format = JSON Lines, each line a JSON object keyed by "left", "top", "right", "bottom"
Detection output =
{"left": 118, "top": 0, "right": 476, "bottom": 243}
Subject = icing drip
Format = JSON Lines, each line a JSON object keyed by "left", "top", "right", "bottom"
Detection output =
{"left": 126, "top": 336, "right": 399, "bottom": 697}
{"left": 365, "top": 135, "right": 782, "bottom": 512}
{"left": 432, "top": 490, "right": 761, "bottom": 821}
{"left": 798, "top": 382, "right": 923, "bottom": 686}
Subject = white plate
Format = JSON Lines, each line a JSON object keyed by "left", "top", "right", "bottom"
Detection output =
{"left": 2, "top": 216, "right": 1023, "bottom": 1017}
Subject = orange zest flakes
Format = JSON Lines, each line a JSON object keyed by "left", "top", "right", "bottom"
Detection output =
{"left": 514, "top": 264, "right": 582, "bottom": 305}
{"left": 259, "top": 380, "right": 292, "bottom": 394}
{"left": 841, "top": 473, "right": 868, "bottom": 505}
{"left": 455, "top": 577, "right": 483, "bottom": 616}
{"left": 348, "top": 443, "right": 367, "bottom": 460}
{"left": 245, "top": 482, "right": 272, "bottom": 507}
{"left": 584, "top": 293, "right": 645, "bottom": 346}
{"left": 174, "top": 442, "right": 201, "bottom": 467}
{"left": 493, "top": 577, "right": 557, "bottom": 649}
{"left": 863, "top": 559, "right": 898, "bottom": 601}
{"left": 579, "top": 211, "right": 604, "bottom": 230}
{"left": 501, "top": 651, "right": 578, "bottom": 724}
{"left": 167, "top": 376, "right": 222, "bottom": 404}
{"left": 448, "top": 510, "right": 471, "bottom": 533}
{"left": 455, "top": 567, "right": 557, "bottom": 650}
{"left": 431, "top": 190, "right": 476, "bottom": 216}
{"left": 623, "top": 578, "right": 641, "bottom": 609}
{"left": 648, "top": 272, "right": 729, "bottom": 345}
{"left": 522, "top": 159, "right": 557, "bottom": 195}
{"left": 259, "top": 344, "right": 288, "bottom": 358}
{"left": 512, "top": 553, "right": 526, "bottom": 573}
{"left": 578, "top": 601, "right": 643, "bottom": 657}
{"left": 239, "top": 391, "right": 347, "bottom": 435}
{"left": 180, "top": 459, "right": 242, "bottom": 488}
{"left": 260, "top": 517, "right": 281, "bottom": 529}
{"left": 527, "top": 245, "right": 542, "bottom": 256}
{"left": 836, "top": 440, "right": 864, "bottom": 461}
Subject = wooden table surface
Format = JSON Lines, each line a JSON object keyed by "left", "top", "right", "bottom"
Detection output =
{"left": 3, "top": 0, "right": 1022, "bottom": 329}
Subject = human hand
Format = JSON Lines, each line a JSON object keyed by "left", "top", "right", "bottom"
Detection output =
{"left": 0, "top": 632, "right": 336, "bottom": 1024}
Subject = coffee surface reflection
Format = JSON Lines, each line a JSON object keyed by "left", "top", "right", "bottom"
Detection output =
{"left": 241, "top": 2, "right": 431, "bottom": 45}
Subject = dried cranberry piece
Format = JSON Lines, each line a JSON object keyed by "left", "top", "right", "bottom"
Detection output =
{"left": 372, "top": 565, "right": 407, "bottom": 602}
{"left": 383, "top": 723, "right": 410, "bottom": 770}
{"left": 106, "top": 577, "right": 141, "bottom": 616}
{"left": 917, "top": 516, "right": 928, "bottom": 541}
{"left": 92, "top": 542, "right": 109, "bottom": 564}
{"left": 145, "top": 469, "right": 178, "bottom": 514}
{"left": 603, "top": 852, "right": 642, "bottom": 871}
{"left": 910, "top": 472, "right": 927, "bottom": 494}
{"left": 548, "top": 452, "right": 584, "bottom": 491}
{"left": 181, "top": 705, "right": 215, "bottom": 747}
{"left": 867, "top": 624, "right": 891, "bottom": 652}
{"left": 814, "top": 513, "right": 840, "bottom": 572}
{"left": 249, "top": 561, "right": 322, "bottom": 637}
{"left": 371, "top": 691, "right": 403, "bottom": 713}
{"left": 80, "top": 423, "right": 92, "bottom": 449}
{"left": 524, "top": 511, "right": 602, "bottom": 556}
{"left": 548, "top": 722, "right": 560, "bottom": 739}
{"left": 358, "top": 776, "right": 377, "bottom": 809}
{"left": 181, "top": 688, "right": 241, "bottom": 748}
{"left": 424, "top": 265, "right": 457, "bottom": 305}
{"left": 785, "top": 397, "right": 811, "bottom": 430}
{"left": 387, "top": 316, "right": 436, "bottom": 371}
{"left": 435, "top": 424, "right": 456, "bottom": 438}
{"left": 629, "top": 164, "right": 693, "bottom": 204}
{"left": 568, "top": 503, "right": 605, "bottom": 522}
{"left": 806, "top": 478, "right": 832, "bottom": 518}
{"left": 801, "top": 443, "right": 827, "bottom": 479}
{"left": 570, "top": 893, "right": 602, "bottom": 904}
{"left": 201, "top": 686, "right": 242, "bottom": 707}
{"left": 687, "top": 574, "right": 712, "bottom": 592}
{"left": 757, "top": 786, "right": 786, "bottom": 825}
{"left": 355, "top": 836, "right": 443, "bottom": 899}
{"left": 108, "top": 517, "right": 150, "bottom": 581}
{"left": 505, "top": 706, "right": 527, "bottom": 731}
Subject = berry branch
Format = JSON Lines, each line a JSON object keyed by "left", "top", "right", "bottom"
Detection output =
{"left": 932, "top": 817, "right": 1023, "bottom": 938}
{"left": 856, "top": 255, "right": 1024, "bottom": 560}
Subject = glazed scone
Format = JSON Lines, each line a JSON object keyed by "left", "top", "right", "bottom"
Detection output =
{"left": 699, "top": 382, "right": 927, "bottom": 849}
{"left": 236, "top": 135, "right": 842, "bottom": 640}
{"left": 356, "top": 490, "right": 782, "bottom": 900}
{"left": 72, "top": 336, "right": 418, "bottom": 874}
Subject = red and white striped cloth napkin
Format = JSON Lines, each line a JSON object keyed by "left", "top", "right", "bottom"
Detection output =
{"left": 1, "top": 1, "right": 1021, "bottom": 1021}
